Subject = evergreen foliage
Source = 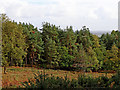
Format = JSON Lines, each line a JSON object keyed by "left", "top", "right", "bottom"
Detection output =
{"left": 21, "top": 71, "right": 120, "bottom": 88}
{"left": 1, "top": 14, "right": 120, "bottom": 72}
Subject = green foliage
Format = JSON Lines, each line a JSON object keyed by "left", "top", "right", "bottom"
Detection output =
{"left": 20, "top": 71, "right": 120, "bottom": 88}
{"left": 2, "top": 14, "right": 26, "bottom": 66}
{"left": 21, "top": 71, "right": 71, "bottom": 88}
{"left": 41, "top": 23, "right": 59, "bottom": 66}
{"left": 1, "top": 14, "right": 119, "bottom": 71}
{"left": 22, "top": 23, "right": 44, "bottom": 66}
{"left": 104, "top": 44, "right": 119, "bottom": 70}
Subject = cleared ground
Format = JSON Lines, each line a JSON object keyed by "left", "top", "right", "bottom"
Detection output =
{"left": 1, "top": 66, "right": 116, "bottom": 88}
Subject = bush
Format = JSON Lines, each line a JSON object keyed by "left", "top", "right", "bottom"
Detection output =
{"left": 21, "top": 71, "right": 71, "bottom": 88}
{"left": 20, "top": 71, "right": 120, "bottom": 89}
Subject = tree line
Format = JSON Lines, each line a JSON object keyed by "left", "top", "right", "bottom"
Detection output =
{"left": 1, "top": 14, "right": 120, "bottom": 72}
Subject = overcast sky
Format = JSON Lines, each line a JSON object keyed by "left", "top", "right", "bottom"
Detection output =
{"left": 0, "top": 0, "right": 119, "bottom": 32}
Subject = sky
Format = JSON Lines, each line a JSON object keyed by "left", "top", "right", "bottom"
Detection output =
{"left": 0, "top": 0, "right": 119, "bottom": 32}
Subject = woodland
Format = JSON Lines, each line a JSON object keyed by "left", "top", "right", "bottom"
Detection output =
{"left": 1, "top": 14, "right": 120, "bottom": 73}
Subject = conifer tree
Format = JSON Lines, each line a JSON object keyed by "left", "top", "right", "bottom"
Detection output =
{"left": 2, "top": 14, "right": 26, "bottom": 73}
{"left": 87, "top": 46, "right": 99, "bottom": 71}
{"left": 42, "top": 23, "right": 59, "bottom": 68}
{"left": 63, "top": 26, "right": 76, "bottom": 55}
{"left": 104, "top": 44, "right": 119, "bottom": 70}
{"left": 73, "top": 43, "right": 88, "bottom": 69}
{"left": 22, "top": 23, "right": 44, "bottom": 66}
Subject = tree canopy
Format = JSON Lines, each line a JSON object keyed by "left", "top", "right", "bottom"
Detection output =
{"left": 1, "top": 14, "right": 120, "bottom": 72}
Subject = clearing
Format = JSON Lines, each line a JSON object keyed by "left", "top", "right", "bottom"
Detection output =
{"left": 1, "top": 66, "right": 116, "bottom": 88}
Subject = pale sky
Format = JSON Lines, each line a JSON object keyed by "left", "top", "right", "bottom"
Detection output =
{"left": 0, "top": 0, "right": 119, "bottom": 32}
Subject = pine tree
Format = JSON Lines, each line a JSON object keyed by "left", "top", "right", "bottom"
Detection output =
{"left": 59, "top": 46, "right": 74, "bottom": 69}
{"left": 63, "top": 26, "right": 76, "bottom": 55}
{"left": 42, "top": 23, "right": 59, "bottom": 68}
{"left": 110, "top": 44, "right": 119, "bottom": 70}
{"left": 22, "top": 23, "right": 44, "bottom": 66}
{"left": 73, "top": 43, "right": 87, "bottom": 69}
{"left": 104, "top": 44, "right": 119, "bottom": 70}
{"left": 86, "top": 46, "right": 99, "bottom": 71}
{"left": 2, "top": 14, "right": 26, "bottom": 73}
{"left": 47, "top": 37, "right": 58, "bottom": 67}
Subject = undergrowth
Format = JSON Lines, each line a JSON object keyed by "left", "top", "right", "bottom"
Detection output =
{"left": 20, "top": 70, "right": 120, "bottom": 89}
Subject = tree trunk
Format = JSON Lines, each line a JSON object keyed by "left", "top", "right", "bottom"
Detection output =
{"left": 4, "top": 66, "right": 6, "bottom": 74}
{"left": 70, "top": 42, "right": 72, "bottom": 55}
{"left": 25, "top": 56, "right": 27, "bottom": 67}
{"left": 32, "top": 53, "right": 34, "bottom": 67}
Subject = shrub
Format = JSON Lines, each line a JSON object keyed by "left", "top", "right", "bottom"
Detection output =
{"left": 21, "top": 71, "right": 71, "bottom": 88}
{"left": 20, "top": 71, "right": 120, "bottom": 89}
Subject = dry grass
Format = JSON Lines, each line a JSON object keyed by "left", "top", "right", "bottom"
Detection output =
{"left": 2, "top": 66, "right": 116, "bottom": 88}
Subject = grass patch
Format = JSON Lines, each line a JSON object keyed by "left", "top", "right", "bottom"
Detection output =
{"left": 21, "top": 71, "right": 120, "bottom": 88}
{"left": 2, "top": 66, "right": 116, "bottom": 88}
